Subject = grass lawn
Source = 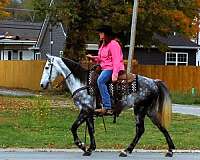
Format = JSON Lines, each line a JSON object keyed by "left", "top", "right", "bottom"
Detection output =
{"left": 171, "top": 92, "right": 200, "bottom": 105}
{"left": 0, "top": 95, "right": 200, "bottom": 150}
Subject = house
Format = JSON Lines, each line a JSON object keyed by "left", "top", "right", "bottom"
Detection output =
{"left": 132, "top": 34, "right": 199, "bottom": 66}
{"left": 0, "top": 20, "right": 42, "bottom": 60}
{"left": 33, "top": 0, "right": 66, "bottom": 59}
{"left": 85, "top": 34, "right": 199, "bottom": 66}
{"left": 35, "top": 17, "right": 66, "bottom": 59}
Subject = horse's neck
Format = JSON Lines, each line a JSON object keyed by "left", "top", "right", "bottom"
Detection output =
{"left": 56, "top": 59, "right": 85, "bottom": 94}
{"left": 65, "top": 75, "right": 85, "bottom": 94}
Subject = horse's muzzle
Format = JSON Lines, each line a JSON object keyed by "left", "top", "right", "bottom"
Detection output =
{"left": 40, "top": 83, "right": 47, "bottom": 89}
{"left": 40, "top": 84, "right": 44, "bottom": 88}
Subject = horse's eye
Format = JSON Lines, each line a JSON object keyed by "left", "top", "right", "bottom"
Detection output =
{"left": 45, "top": 66, "right": 49, "bottom": 69}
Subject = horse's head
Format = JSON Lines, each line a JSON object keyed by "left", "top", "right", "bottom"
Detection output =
{"left": 40, "top": 55, "right": 60, "bottom": 89}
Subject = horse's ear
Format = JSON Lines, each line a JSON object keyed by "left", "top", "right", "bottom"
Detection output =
{"left": 46, "top": 54, "right": 51, "bottom": 59}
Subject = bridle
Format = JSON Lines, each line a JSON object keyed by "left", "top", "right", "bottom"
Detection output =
{"left": 48, "top": 63, "right": 54, "bottom": 81}
{"left": 47, "top": 58, "right": 72, "bottom": 85}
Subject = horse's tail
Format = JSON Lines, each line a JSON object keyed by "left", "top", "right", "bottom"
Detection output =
{"left": 155, "top": 80, "right": 172, "bottom": 128}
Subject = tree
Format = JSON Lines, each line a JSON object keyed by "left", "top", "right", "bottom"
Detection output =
{"left": 33, "top": 0, "right": 200, "bottom": 59}
{"left": 32, "top": 0, "right": 49, "bottom": 21}
{"left": 6, "top": 0, "right": 46, "bottom": 22}
{"left": 137, "top": 0, "right": 200, "bottom": 47}
{"left": 54, "top": 0, "right": 131, "bottom": 60}
{"left": 0, "top": 0, "right": 10, "bottom": 19}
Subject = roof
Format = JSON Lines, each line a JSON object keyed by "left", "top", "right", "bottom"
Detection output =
{"left": 0, "top": 39, "right": 36, "bottom": 45}
{"left": 154, "top": 34, "right": 199, "bottom": 49}
{"left": 0, "top": 20, "right": 42, "bottom": 41}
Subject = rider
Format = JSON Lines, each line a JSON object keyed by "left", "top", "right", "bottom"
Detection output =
{"left": 86, "top": 25, "right": 125, "bottom": 114}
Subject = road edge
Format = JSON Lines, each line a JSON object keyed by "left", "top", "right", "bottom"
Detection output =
{"left": 0, "top": 148, "right": 200, "bottom": 153}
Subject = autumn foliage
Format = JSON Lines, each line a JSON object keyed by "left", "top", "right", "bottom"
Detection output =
{"left": 137, "top": 0, "right": 200, "bottom": 46}
{"left": 33, "top": 0, "right": 200, "bottom": 57}
{"left": 0, "top": 0, "right": 10, "bottom": 19}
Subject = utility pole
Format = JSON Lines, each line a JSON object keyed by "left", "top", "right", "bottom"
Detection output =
{"left": 49, "top": 0, "right": 54, "bottom": 55}
{"left": 127, "top": 0, "right": 139, "bottom": 74}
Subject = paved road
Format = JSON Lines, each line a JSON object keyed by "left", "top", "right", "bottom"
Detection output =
{"left": 173, "top": 104, "right": 200, "bottom": 116}
{"left": 0, "top": 88, "right": 36, "bottom": 97}
{"left": 1, "top": 151, "right": 200, "bottom": 160}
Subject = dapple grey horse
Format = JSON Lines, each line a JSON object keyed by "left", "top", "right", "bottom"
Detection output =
{"left": 40, "top": 55, "right": 175, "bottom": 157}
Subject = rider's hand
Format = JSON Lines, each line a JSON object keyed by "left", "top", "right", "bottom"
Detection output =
{"left": 86, "top": 54, "right": 94, "bottom": 59}
{"left": 112, "top": 75, "right": 118, "bottom": 82}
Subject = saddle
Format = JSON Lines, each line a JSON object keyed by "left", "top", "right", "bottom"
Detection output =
{"left": 117, "top": 70, "right": 136, "bottom": 83}
{"left": 87, "top": 66, "right": 138, "bottom": 117}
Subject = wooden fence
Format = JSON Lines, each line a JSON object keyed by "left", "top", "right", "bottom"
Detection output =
{"left": 134, "top": 65, "right": 200, "bottom": 95}
{"left": 0, "top": 61, "right": 45, "bottom": 90}
{"left": 0, "top": 60, "right": 200, "bottom": 94}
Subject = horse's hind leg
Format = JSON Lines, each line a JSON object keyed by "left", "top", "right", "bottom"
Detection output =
{"left": 71, "top": 110, "right": 88, "bottom": 153}
{"left": 148, "top": 112, "right": 175, "bottom": 157}
{"left": 119, "top": 107, "right": 146, "bottom": 157}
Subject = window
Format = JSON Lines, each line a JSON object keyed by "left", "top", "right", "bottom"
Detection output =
{"left": 165, "top": 52, "right": 188, "bottom": 66}
{"left": 13, "top": 50, "right": 18, "bottom": 60}
{"left": 35, "top": 52, "right": 41, "bottom": 60}
{"left": 19, "top": 51, "right": 23, "bottom": 60}
{"left": 8, "top": 51, "right": 12, "bottom": 60}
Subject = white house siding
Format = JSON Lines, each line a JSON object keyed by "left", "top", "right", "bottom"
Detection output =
{"left": 0, "top": 50, "right": 34, "bottom": 60}
{"left": 22, "top": 50, "right": 34, "bottom": 60}
{"left": 196, "top": 51, "right": 200, "bottom": 66}
{"left": 191, "top": 36, "right": 200, "bottom": 66}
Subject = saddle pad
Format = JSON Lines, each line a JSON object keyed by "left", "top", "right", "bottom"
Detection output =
{"left": 87, "top": 70, "right": 138, "bottom": 102}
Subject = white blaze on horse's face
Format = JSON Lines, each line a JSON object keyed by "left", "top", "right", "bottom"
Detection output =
{"left": 40, "top": 56, "right": 59, "bottom": 89}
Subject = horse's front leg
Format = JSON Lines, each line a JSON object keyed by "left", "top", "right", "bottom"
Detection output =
{"left": 82, "top": 113, "right": 96, "bottom": 156}
{"left": 71, "top": 110, "right": 87, "bottom": 152}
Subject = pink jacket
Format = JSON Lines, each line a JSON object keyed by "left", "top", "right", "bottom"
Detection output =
{"left": 94, "top": 40, "right": 125, "bottom": 78}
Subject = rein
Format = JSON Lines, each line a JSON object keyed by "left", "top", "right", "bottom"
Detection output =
{"left": 55, "top": 72, "right": 72, "bottom": 88}
{"left": 72, "top": 86, "right": 89, "bottom": 98}
{"left": 54, "top": 70, "right": 88, "bottom": 98}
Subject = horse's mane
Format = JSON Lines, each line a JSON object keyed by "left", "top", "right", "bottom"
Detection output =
{"left": 61, "top": 58, "right": 88, "bottom": 83}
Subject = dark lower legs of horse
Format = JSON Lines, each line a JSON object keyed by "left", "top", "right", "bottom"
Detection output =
{"left": 119, "top": 108, "right": 175, "bottom": 157}
{"left": 70, "top": 110, "right": 96, "bottom": 155}
{"left": 119, "top": 109, "right": 146, "bottom": 157}
{"left": 148, "top": 112, "right": 175, "bottom": 157}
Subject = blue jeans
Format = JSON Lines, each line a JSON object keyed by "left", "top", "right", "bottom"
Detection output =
{"left": 97, "top": 70, "right": 112, "bottom": 109}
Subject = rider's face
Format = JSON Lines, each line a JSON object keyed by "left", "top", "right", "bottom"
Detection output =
{"left": 99, "top": 32, "right": 105, "bottom": 41}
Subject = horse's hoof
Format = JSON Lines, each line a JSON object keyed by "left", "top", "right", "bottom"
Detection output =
{"left": 165, "top": 151, "right": 173, "bottom": 157}
{"left": 126, "top": 148, "right": 133, "bottom": 154}
{"left": 83, "top": 151, "right": 92, "bottom": 156}
{"left": 119, "top": 151, "right": 127, "bottom": 157}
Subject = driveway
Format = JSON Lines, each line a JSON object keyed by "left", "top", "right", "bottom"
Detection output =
{"left": 173, "top": 104, "right": 200, "bottom": 116}
{"left": 0, "top": 88, "right": 36, "bottom": 97}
